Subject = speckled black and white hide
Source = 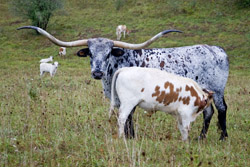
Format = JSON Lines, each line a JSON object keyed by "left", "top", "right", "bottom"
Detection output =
{"left": 77, "top": 40, "right": 229, "bottom": 140}
{"left": 17, "top": 26, "right": 229, "bottom": 140}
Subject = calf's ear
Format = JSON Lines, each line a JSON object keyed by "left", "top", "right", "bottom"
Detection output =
{"left": 77, "top": 48, "right": 90, "bottom": 57}
{"left": 111, "top": 48, "right": 125, "bottom": 57}
{"left": 202, "top": 88, "right": 214, "bottom": 98}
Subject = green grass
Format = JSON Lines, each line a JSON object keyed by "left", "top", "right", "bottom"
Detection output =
{"left": 0, "top": 0, "right": 249, "bottom": 166}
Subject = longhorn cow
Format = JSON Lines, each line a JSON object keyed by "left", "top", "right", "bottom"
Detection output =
{"left": 17, "top": 26, "right": 229, "bottom": 140}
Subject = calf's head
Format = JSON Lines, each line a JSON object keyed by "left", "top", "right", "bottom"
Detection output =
{"left": 199, "top": 89, "right": 214, "bottom": 112}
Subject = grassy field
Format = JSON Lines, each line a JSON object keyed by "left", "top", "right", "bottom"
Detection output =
{"left": 0, "top": 0, "right": 249, "bottom": 166}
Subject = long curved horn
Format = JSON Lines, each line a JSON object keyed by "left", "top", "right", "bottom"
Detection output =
{"left": 113, "top": 30, "right": 182, "bottom": 49}
{"left": 17, "top": 26, "right": 88, "bottom": 47}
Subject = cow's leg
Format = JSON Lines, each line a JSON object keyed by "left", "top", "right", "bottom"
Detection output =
{"left": 124, "top": 107, "right": 136, "bottom": 138}
{"left": 214, "top": 95, "right": 228, "bottom": 140}
{"left": 118, "top": 105, "right": 135, "bottom": 138}
{"left": 199, "top": 105, "right": 215, "bottom": 139}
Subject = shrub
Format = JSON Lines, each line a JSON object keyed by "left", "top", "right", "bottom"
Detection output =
{"left": 10, "top": 0, "right": 64, "bottom": 30}
{"left": 236, "top": 0, "right": 250, "bottom": 8}
{"left": 115, "top": 0, "right": 126, "bottom": 10}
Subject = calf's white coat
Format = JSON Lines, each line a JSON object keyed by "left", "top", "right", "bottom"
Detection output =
{"left": 110, "top": 67, "right": 213, "bottom": 141}
{"left": 39, "top": 56, "right": 53, "bottom": 63}
{"left": 40, "top": 62, "right": 59, "bottom": 77}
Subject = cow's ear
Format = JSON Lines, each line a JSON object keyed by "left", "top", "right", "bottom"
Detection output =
{"left": 77, "top": 48, "right": 90, "bottom": 57}
{"left": 111, "top": 48, "right": 125, "bottom": 57}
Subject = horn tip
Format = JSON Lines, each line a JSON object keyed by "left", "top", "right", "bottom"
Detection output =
{"left": 17, "top": 26, "right": 39, "bottom": 31}
{"left": 162, "top": 29, "right": 183, "bottom": 35}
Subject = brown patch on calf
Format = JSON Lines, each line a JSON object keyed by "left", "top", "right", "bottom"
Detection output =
{"left": 152, "top": 82, "right": 181, "bottom": 106}
{"left": 152, "top": 86, "right": 161, "bottom": 97}
{"left": 59, "top": 47, "right": 64, "bottom": 52}
{"left": 185, "top": 85, "right": 201, "bottom": 106}
{"left": 198, "top": 99, "right": 207, "bottom": 112}
{"left": 141, "top": 88, "right": 145, "bottom": 92}
{"left": 179, "top": 96, "right": 190, "bottom": 105}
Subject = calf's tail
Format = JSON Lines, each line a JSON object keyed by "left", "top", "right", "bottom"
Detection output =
{"left": 109, "top": 69, "right": 121, "bottom": 118}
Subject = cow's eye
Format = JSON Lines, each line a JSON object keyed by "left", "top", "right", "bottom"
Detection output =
{"left": 111, "top": 48, "right": 124, "bottom": 57}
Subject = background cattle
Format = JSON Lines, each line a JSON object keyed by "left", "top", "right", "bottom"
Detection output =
{"left": 59, "top": 47, "right": 66, "bottom": 57}
{"left": 116, "top": 25, "right": 130, "bottom": 40}
{"left": 40, "top": 62, "right": 59, "bottom": 77}
{"left": 39, "top": 56, "right": 53, "bottom": 63}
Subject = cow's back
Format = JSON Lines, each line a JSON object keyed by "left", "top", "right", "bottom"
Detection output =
{"left": 132, "top": 44, "right": 228, "bottom": 91}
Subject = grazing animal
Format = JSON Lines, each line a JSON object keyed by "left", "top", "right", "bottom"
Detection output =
{"left": 17, "top": 26, "right": 229, "bottom": 140}
{"left": 39, "top": 56, "right": 53, "bottom": 63}
{"left": 40, "top": 62, "right": 59, "bottom": 77}
{"left": 59, "top": 47, "right": 66, "bottom": 57}
{"left": 110, "top": 67, "right": 214, "bottom": 141}
{"left": 116, "top": 25, "right": 130, "bottom": 40}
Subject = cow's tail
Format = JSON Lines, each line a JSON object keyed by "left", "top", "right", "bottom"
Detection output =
{"left": 109, "top": 69, "right": 121, "bottom": 119}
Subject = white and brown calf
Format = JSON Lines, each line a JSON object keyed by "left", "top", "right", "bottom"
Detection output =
{"left": 116, "top": 25, "right": 130, "bottom": 40}
{"left": 110, "top": 67, "right": 213, "bottom": 141}
{"left": 59, "top": 47, "right": 66, "bottom": 57}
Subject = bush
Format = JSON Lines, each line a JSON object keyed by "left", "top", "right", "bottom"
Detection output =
{"left": 236, "top": 0, "right": 250, "bottom": 8}
{"left": 10, "top": 0, "right": 64, "bottom": 30}
{"left": 115, "top": 0, "right": 126, "bottom": 10}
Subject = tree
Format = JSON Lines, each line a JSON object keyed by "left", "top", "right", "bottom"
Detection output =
{"left": 10, "top": 0, "right": 63, "bottom": 30}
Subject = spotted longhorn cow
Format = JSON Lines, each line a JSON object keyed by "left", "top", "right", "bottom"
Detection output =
{"left": 17, "top": 26, "right": 229, "bottom": 140}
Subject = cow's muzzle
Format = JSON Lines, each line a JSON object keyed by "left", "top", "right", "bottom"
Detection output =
{"left": 92, "top": 71, "right": 104, "bottom": 80}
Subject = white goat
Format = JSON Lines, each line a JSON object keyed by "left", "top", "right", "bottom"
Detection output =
{"left": 116, "top": 25, "right": 130, "bottom": 40}
{"left": 59, "top": 47, "right": 66, "bottom": 57}
{"left": 40, "top": 62, "right": 59, "bottom": 77}
{"left": 39, "top": 56, "right": 53, "bottom": 63}
{"left": 110, "top": 67, "right": 214, "bottom": 141}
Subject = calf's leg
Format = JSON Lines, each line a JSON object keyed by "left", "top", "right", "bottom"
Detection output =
{"left": 177, "top": 115, "right": 191, "bottom": 141}
{"left": 40, "top": 71, "right": 44, "bottom": 76}
{"left": 124, "top": 107, "right": 136, "bottom": 138}
{"left": 118, "top": 105, "right": 136, "bottom": 137}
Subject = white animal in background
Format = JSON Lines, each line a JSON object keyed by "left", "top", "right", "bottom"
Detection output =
{"left": 116, "top": 25, "right": 130, "bottom": 40}
{"left": 40, "top": 62, "right": 59, "bottom": 77}
{"left": 59, "top": 47, "right": 66, "bottom": 57}
{"left": 39, "top": 56, "right": 53, "bottom": 63}
{"left": 110, "top": 67, "right": 214, "bottom": 141}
